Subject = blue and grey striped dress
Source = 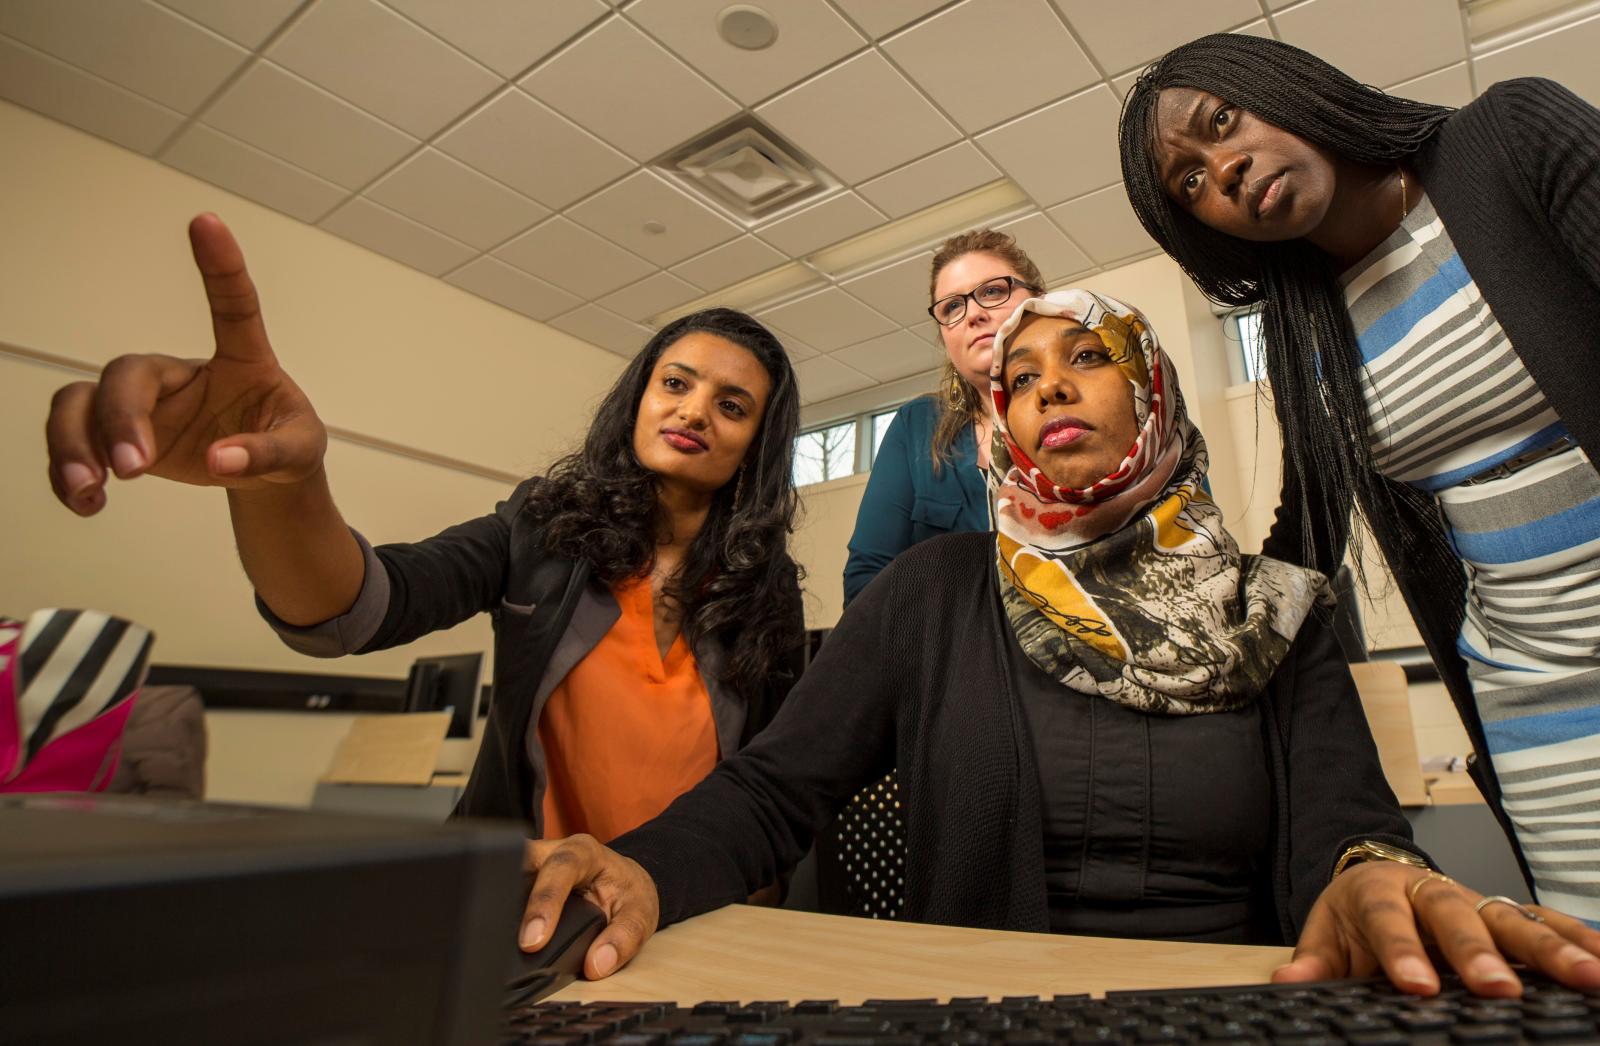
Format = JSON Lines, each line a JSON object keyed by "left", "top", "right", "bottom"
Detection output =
{"left": 1343, "top": 193, "right": 1600, "bottom": 922}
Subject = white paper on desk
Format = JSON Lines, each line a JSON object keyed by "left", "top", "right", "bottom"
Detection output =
{"left": 322, "top": 711, "right": 452, "bottom": 786}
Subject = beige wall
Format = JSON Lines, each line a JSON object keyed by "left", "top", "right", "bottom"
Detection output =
{"left": 1, "top": 101, "right": 625, "bottom": 805}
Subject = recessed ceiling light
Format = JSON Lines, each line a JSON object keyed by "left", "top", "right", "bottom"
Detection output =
{"left": 717, "top": 4, "right": 778, "bottom": 50}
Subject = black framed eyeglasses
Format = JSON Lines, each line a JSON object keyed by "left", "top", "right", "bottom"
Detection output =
{"left": 928, "top": 275, "right": 1038, "bottom": 326}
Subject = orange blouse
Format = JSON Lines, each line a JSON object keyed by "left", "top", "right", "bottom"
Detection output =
{"left": 538, "top": 575, "right": 719, "bottom": 843}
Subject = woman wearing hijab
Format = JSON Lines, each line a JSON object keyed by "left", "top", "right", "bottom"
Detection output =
{"left": 40, "top": 214, "right": 805, "bottom": 847}
{"left": 514, "top": 289, "right": 1600, "bottom": 999}
{"left": 1116, "top": 33, "right": 1600, "bottom": 921}
{"left": 842, "top": 230, "right": 1042, "bottom": 604}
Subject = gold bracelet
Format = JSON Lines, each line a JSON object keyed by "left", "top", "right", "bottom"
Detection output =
{"left": 1331, "top": 839, "right": 1431, "bottom": 881}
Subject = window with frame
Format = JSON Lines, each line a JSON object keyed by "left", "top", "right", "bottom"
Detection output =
{"left": 791, "top": 403, "right": 913, "bottom": 487}
{"left": 1227, "top": 307, "right": 1267, "bottom": 384}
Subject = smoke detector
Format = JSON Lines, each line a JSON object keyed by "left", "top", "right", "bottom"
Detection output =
{"left": 717, "top": 5, "right": 778, "bottom": 50}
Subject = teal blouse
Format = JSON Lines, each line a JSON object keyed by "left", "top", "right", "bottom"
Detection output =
{"left": 843, "top": 397, "right": 990, "bottom": 605}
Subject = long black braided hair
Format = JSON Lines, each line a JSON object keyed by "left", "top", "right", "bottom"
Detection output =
{"left": 1118, "top": 33, "right": 1456, "bottom": 577}
{"left": 526, "top": 308, "right": 804, "bottom": 695}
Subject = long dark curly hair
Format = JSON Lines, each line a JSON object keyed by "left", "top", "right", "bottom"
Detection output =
{"left": 1118, "top": 32, "right": 1456, "bottom": 575}
{"left": 526, "top": 308, "right": 803, "bottom": 693}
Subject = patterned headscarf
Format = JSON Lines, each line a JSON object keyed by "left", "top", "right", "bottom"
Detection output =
{"left": 989, "top": 289, "right": 1329, "bottom": 714}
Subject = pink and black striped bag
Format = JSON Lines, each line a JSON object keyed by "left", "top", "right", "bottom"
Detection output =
{"left": 0, "top": 609, "right": 154, "bottom": 793}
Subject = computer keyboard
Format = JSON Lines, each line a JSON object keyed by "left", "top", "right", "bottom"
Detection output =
{"left": 501, "top": 970, "right": 1600, "bottom": 1044}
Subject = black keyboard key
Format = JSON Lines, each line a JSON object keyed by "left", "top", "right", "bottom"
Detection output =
{"left": 1526, "top": 1017, "right": 1600, "bottom": 1040}
{"left": 691, "top": 1002, "right": 740, "bottom": 1016}
{"left": 1449, "top": 1024, "right": 1520, "bottom": 1042}
{"left": 792, "top": 1000, "right": 839, "bottom": 1015}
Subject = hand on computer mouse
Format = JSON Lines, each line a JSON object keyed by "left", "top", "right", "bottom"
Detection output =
{"left": 44, "top": 213, "right": 327, "bottom": 516}
{"left": 1274, "top": 859, "right": 1600, "bottom": 998}
{"left": 520, "top": 834, "right": 660, "bottom": 981}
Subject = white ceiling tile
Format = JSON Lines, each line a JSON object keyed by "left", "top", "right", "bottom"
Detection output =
{"left": 630, "top": 0, "right": 865, "bottom": 106}
{"left": 157, "top": 0, "right": 303, "bottom": 48}
{"left": 840, "top": 252, "right": 936, "bottom": 327}
{"left": 830, "top": 0, "right": 947, "bottom": 37}
{"left": 976, "top": 86, "right": 1122, "bottom": 207}
{"left": 756, "top": 51, "right": 961, "bottom": 184}
{"left": 445, "top": 255, "right": 582, "bottom": 321}
{"left": 1050, "top": 0, "right": 1261, "bottom": 76}
{"left": 0, "top": 0, "right": 247, "bottom": 112}
{"left": 164, "top": 125, "right": 348, "bottom": 223}
{"left": 758, "top": 287, "right": 897, "bottom": 350}
{"left": 1045, "top": 185, "right": 1152, "bottom": 266}
{"left": 756, "top": 192, "right": 884, "bottom": 257}
{"left": 365, "top": 149, "right": 547, "bottom": 250}
{"left": 268, "top": 0, "right": 500, "bottom": 139}
{"left": 1233, "top": 19, "right": 1274, "bottom": 39}
{"left": 829, "top": 329, "right": 942, "bottom": 383}
{"left": 319, "top": 197, "right": 478, "bottom": 276}
{"left": 494, "top": 216, "right": 654, "bottom": 297}
{"left": 886, "top": 0, "right": 1097, "bottom": 134}
{"left": 203, "top": 62, "right": 419, "bottom": 190}
{"left": 383, "top": 0, "right": 608, "bottom": 78}
{"left": 1110, "top": 70, "right": 1140, "bottom": 100}
{"left": 793, "top": 353, "right": 876, "bottom": 402}
{"left": 995, "top": 211, "right": 1091, "bottom": 283}
{"left": 567, "top": 170, "right": 741, "bottom": 266}
{"left": 779, "top": 336, "right": 821, "bottom": 362}
{"left": 548, "top": 304, "right": 654, "bottom": 358}
{"left": 522, "top": 18, "right": 738, "bottom": 161}
{"left": 1475, "top": 15, "right": 1600, "bottom": 107}
{"left": 1386, "top": 62, "right": 1473, "bottom": 109}
{"left": 1273, "top": 0, "right": 1466, "bottom": 90}
{"left": 435, "top": 88, "right": 633, "bottom": 210}
{"left": 0, "top": 36, "right": 184, "bottom": 155}
{"left": 857, "top": 142, "right": 1000, "bottom": 219}
{"left": 598, "top": 271, "right": 702, "bottom": 322}
{"left": 671, "top": 236, "right": 788, "bottom": 290}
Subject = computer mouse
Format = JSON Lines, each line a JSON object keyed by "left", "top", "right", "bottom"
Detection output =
{"left": 503, "top": 894, "right": 607, "bottom": 1006}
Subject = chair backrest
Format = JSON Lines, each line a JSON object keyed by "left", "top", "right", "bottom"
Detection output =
{"left": 1347, "top": 660, "right": 1429, "bottom": 807}
{"left": 815, "top": 771, "right": 906, "bottom": 920}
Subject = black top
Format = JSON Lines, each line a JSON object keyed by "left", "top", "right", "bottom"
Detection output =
{"left": 611, "top": 532, "right": 1423, "bottom": 944}
{"left": 1007, "top": 627, "right": 1271, "bottom": 944}
{"left": 1263, "top": 79, "right": 1600, "bottom": 888}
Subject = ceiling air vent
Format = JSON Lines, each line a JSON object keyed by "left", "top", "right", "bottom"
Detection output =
{"left": 658, "top": 117, "right": 836, "bottom": 224}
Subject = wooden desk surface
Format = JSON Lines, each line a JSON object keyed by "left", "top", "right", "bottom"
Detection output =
{"left": 551, "top": 905, "right": 1291, "bottom": 1006}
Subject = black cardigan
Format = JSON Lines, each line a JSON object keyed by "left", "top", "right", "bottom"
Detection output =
{"left": 611, "top": 533, "right": 1419, "bottom": 944}
{"left": 1265, "top": 78, "right": 1600, "bottom": 885}
{"left": 342, "top": 479, "right": 803, "bottom": 828}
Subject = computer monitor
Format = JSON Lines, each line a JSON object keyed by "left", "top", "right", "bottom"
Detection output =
{"left": 405, "top": 652, "right": 484, "bottom": 740}
{"left": 0, "top": 793, "right": 525, "bottom": 1046}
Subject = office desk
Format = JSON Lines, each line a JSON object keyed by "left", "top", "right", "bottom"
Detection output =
{"left": 551, "top": 905, "right": 1290, "bottom": 1005}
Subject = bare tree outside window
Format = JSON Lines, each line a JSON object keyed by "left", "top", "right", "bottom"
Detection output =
{"left": 793, "top": 420, "right": 857, "bottom": 486}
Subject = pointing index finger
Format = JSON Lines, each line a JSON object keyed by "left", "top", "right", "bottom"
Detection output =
{"left": 188, "top": 213, "right": 275, "bottom": 366}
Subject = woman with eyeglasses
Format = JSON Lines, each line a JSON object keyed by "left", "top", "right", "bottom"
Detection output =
{"left": 41, "top": 214, "right": 807, "bottom": 857}
{"left": 842, "top": 229, "right": 1042, "bottom": 604}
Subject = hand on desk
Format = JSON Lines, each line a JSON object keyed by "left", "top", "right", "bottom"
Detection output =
{"left": 45, "top": 213, "right": 327, "bottom": 516}
{"left": 520, "top": 834, "right": 659, "bottom": 981}
{"left": 1277, "top": 861, "right": 1600, "bottom": 997}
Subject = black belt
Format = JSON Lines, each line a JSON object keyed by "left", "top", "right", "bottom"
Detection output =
{"left": 1458, "top": 435, "right": 1578, "bottom": 486}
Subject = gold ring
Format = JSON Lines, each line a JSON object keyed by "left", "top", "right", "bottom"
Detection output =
{"left": 1474, "top": 895, "right": 1545, "bottom": 923}
{"left": 1407, "top": 871, "right": 1456, "bottom": 905}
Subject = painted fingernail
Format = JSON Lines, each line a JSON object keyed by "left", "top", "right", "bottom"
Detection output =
{"left": 1468, "top": 955, "right": 1518, "bottom": 985}
{"left": 519, "top": 917, "right": 545, "bottom": 950}
{"left": 592, "top": 943, "right": 618, "bottom": 977}
{"left": 62, "top": 462, "right": 96, "bottom": 497}
{"left": 212, "top": 446, "right": 249, "bottom": 475}
{"left": 111, "top": 442, "right": 145, "bottom": 476}
{"left": 1395, "top": 957, "right": 1437, "bottom": 987}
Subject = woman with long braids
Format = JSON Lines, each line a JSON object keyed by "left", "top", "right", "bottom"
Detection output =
{"left": 42, "top": 214, "right": 806, "bottom": 847}
{"left": 843, "top": 229, "right": 1042, "bottom": 603}
{"left": 1119, "top": 33, "right": 1600, "bottom": 920}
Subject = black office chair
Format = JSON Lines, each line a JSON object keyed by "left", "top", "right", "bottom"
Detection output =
{"left": 815, "top": 771, "right": 907, "bottom": 920}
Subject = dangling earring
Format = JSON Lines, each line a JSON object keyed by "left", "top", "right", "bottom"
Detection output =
{"left": 945, "top": 367, "right": 967, "bottom": 410}
{"left": 732, "top": 462, "right": 748, "bottom": 506}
